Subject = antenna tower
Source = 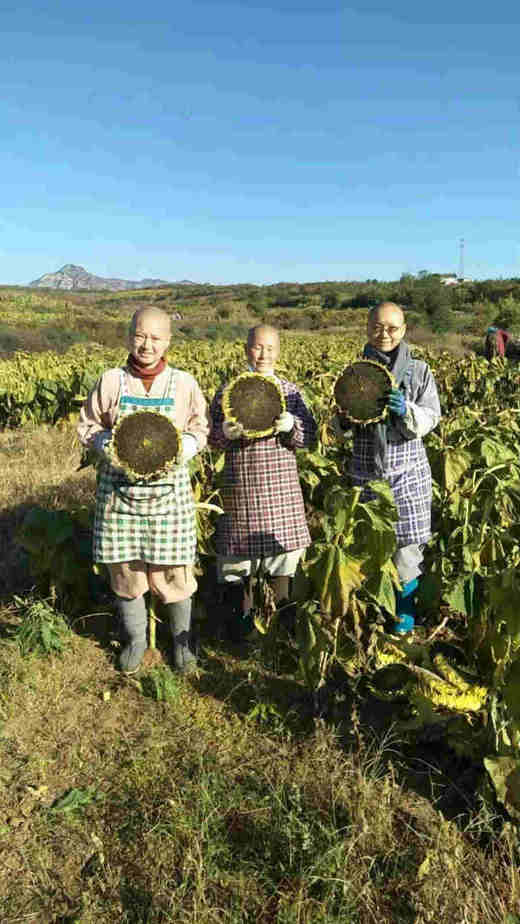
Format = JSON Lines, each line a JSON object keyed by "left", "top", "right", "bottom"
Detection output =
{"left": 458, "top": 237, "right": 465, "bottom": 281}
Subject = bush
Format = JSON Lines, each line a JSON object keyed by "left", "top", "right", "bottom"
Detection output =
{"left": 247, "top": 299, "right": 268, "bottom": 317}
{"left": 322, "top": 293, "right": 338, "bottom": 310}
{"left": 429, "top": 305, "right": 456, "bottom": 334}
{"left": 11, "top": 595, "right": 72, "bottom": 658}
{"left": 493, "top": 296, "right": 520, "bottom": 331}
{"left": 463, "top": 301, "right": 496, "bottom": 336}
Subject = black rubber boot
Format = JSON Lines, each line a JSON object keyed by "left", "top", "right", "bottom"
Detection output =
{"left": 165, "top": 598, "right": 197, "bottom": 673}
{"left": 221, "top": 581, "right": 254, "bottom": 641}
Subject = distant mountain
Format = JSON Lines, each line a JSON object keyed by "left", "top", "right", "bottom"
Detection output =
{"left": 28, "top": 264, "right": 191, "bottom": 291}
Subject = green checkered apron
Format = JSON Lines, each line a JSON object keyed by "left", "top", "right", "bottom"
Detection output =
{"left": 93, "top": 368, "right": 197, "bottom": 565}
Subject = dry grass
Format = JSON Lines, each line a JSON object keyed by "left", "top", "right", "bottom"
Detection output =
{"left": 0, "top": 625, "right": 517, "bottom": 922}
{"left": 0, "top": 418, "right": 96, "bottom": 595}
{"left": 0, "top": 423, "right": 519, "bottom": 922}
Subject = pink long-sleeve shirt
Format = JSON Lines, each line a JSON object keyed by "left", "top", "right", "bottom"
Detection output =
{"left": 77, "top": 365, "right": 209, "bottom": 452}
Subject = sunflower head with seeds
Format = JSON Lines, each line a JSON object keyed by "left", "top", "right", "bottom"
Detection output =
{"left": 107, "top": 411, "right": 182, "bottom": 481}
{"left": 222, "top": 372, "right": 285, "bottom": 439}
{"left": 334, "top": 360, "right": 395, "bottom": 425}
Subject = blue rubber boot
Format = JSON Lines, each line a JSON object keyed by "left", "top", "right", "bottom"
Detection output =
{"left": 394, "top": 578, "right": 418, "bottom": 635}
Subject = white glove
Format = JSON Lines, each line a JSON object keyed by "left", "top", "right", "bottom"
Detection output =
{"left": 330, "top": 414, "right": 351, "bottom": 441}
{"left": 223, "top": 420, "right": 244, "bottom": 440}
{"left": 273, "top": 411, "right": 294, "bottom": 434}
{"left": 180, "top": 433, "right": 198, "bottom": 463}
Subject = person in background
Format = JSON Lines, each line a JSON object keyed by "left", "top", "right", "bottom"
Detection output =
{"left": 78, "top": 307, "right": 208, "bottom": 673}
{"left": 333, "top": 302, "right": 441, "bottom": 633}
{"left": 208, "top": 324, "right": 317, "bottom": 640}
{"left": 484, "top": 326, "right": 510, "bottom": 359}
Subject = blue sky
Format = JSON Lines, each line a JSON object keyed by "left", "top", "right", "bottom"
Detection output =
{"left": 1, "top": 0, "right": 519, "bottom": 284}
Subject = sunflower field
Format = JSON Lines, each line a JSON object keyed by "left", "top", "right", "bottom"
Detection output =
{"left": 6, "top": 335, "right": 520, "bottom": 819}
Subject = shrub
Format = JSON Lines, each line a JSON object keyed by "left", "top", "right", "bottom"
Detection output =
{"left": 247, "top": 299, "right": 268, "bottom": 317}
{"left": 11, "top": 595, "right": 72, "bottom": 658}
{"left": 322, "top": 293, "right": 338, "bottom": 309}
{"left": 493, "top": 295, "right": 520, "bottom": 331}
{"left": 429, "top": 305, "right": 456, "bottom": 334}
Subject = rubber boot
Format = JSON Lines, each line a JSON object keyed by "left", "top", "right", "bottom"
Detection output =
{"left": 165, "top": 598, "right": 197, "bottom": 674}
{"left": 117, "top": 594, "right": 147, "bottom": 673}
{"left": 221, "top": 581, "right": 254, "bottom": 641}
{"left": 394, "top": 578, "right": 418, "bottom": 635}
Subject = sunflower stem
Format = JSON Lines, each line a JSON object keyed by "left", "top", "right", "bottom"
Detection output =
{"left": 149, "top": 595, "right": 157, "bottom": 650}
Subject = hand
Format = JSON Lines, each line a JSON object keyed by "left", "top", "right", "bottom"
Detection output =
{"left": 330, "top": 413, "right": 351, "bottom": 440}
{"left": 180, "top": 433, "right": 198, "bottom": 463}
{"left": 387, "top": 388, "right": 406, "bottom": 418}
{"left": 223, "top": 419, "right": 245, "bottom": 440}
{"left": 103, "top": 441, "right": 126, "bottom": 475}
{"left": 93, "top": 429, "right": 112, "bottom": 453}
{"left": 273, "top": 411, "right": 294, "bottom": 434}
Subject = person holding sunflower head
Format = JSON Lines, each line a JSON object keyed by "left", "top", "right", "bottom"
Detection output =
{"left": 208, "top": 324, "right": 317, "bottom": 640}
{"left": 333, "top": 302, "right": 441, "bottom": 634}
{"left": 78, "top": 306, "right": 208, "bottom": 673}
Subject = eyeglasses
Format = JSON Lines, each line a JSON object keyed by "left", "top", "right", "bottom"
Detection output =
{"left": 370, "top": 324, "right": 403, "bottom": 335}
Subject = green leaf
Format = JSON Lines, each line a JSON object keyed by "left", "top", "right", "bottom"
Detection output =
{"left": 445, "top": 573, "right": 482, "bottom": 620}
{"left": 484, "top": 756, "right": 520, "bottom": 821}
{"left": 480, "top": 437, "right": 515, "bottom": 467}
{"left": 444, "top": 448, "right": 472, "bottom": 491}
{"left": 333, "top": 506, "right": 347, "bottom": 534}
{"left": 295, "top": 604, "right": 331, "bottom": 691}
{"left": 365, "top": 569, "right": 396, "bottom": 616}
{"left": 417, "top": 572, "right": 442, "bottom": 614}
{"left": 50, "top": 787, "right": 98, "bottom": 814}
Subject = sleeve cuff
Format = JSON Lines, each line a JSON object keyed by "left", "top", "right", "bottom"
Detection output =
{"left": 182, "top": 433, "right": 199, "bottom": 462}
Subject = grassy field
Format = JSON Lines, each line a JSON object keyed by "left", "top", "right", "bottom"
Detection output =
{"left": 1, "top": 417, "right": 519, "bottom": 921}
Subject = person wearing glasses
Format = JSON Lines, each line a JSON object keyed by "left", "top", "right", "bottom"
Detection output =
{"left": 334, "top": 302, "right": 441, "bottom": 634}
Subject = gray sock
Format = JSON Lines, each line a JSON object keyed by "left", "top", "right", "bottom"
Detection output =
{"left": 117, "top": 595, "right": 147, "bottom": 673}
{"left": 165, "top": 599, "right": 197, "bottom": 673}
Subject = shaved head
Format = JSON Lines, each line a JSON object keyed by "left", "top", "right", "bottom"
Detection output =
{"left": 130, "top": 306, "right": 172, "bottom": 336}
{"left": 128, "top": 306, "right": 172, "bottom": 367}
{"left": 367, "top": 302, "right": 406, "bottom": 352}
{"left": 246, "top": 324, "right": 280, "bottom": 373}
{"left": 247, "top": 324, "right": 280, "bottom": 347}
{"left": 368, "top": 302, "right": 405, "bottom": 326}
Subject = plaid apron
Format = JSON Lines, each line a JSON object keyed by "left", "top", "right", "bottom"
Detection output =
{"left": 93, "top": 368, "right": 196, "bottom": 565}
{"left": 213, "top": 378, "right": 313, "bottom": 558}
{"left": 351, "top": 363, "right": 432, "bottom": 549}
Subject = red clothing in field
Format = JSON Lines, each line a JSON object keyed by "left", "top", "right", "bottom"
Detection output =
{"left": 209, "top": 377, "right": 317, "bottom": 558}
{"left": 496, "top": 329, "right": 510, "bottom": 357}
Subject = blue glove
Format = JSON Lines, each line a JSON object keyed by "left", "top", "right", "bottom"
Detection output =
{"left": 387, "top": 387, "right": 406, "bottom": 418}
